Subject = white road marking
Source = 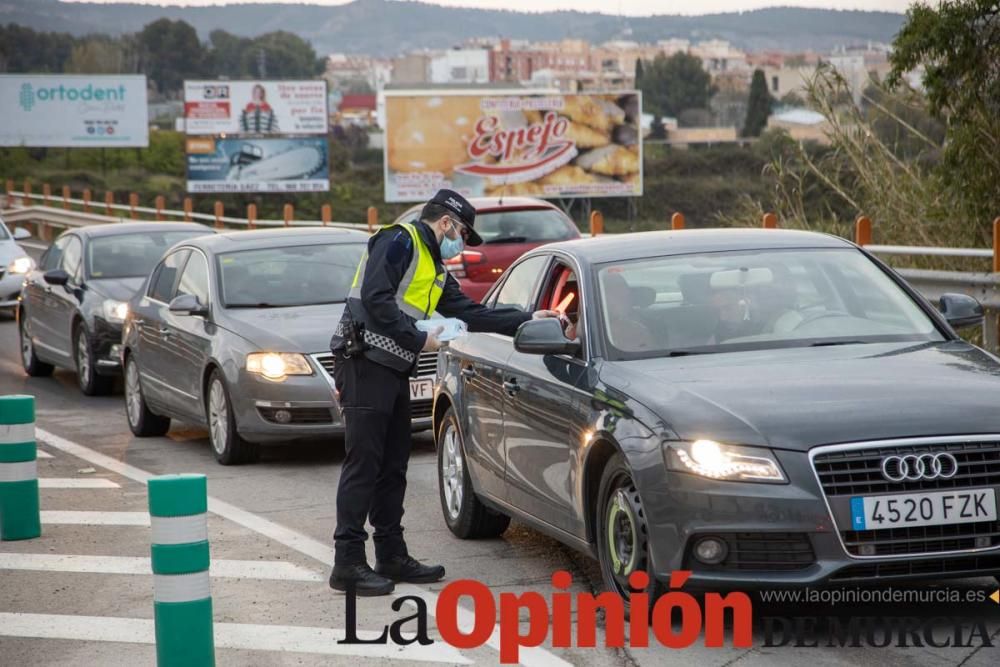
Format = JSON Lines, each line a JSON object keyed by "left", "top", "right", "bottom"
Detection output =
{"left": 0, "top": 612, "right": 471, "bottom": 663}
{"left": 0, "top": 553, "right": 323, "bottom": 582}
{"left": 41, "top": 511, "right": 149, "bottom": 526}
{"left": 36, "top": 449, "right": 52, "bottom": 459}
{"left": 38, "top": 478, "right": 119, "bottom": 488}
{"left": 36, "top": 427, "right": 572, "bottom": 667}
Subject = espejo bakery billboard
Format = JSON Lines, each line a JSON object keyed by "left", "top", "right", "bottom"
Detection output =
{"left": 383, "top": 91, "right": 642, "bottom": 202}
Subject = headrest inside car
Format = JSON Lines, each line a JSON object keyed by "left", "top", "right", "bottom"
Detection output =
{"left": 710, "top": 267, "right": 774, "bottom": 289}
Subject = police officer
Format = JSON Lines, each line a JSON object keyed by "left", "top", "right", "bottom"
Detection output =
{"left": 329, "top": 189, "right": 559, "bottom": 596}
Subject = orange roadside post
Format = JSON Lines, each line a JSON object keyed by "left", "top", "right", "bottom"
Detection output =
{"left": 247, "top": 203, "right": 257, "bottom": 230}
{"left": 214, "top": 201, "right": 224, "bottom": 229}
{"left": 762, "top": 212, "right": 778, "bottom": 229}
{"left": 4, "top": 179, "right": 12, "bottom": 198}
{"left": 283, "top": 203, "right": 294, "bottom": 227}
{"left": 367, "top": 206, "right": 378, "bottom": 233}
{"left": 671, "top": 212, "right": 685, "bottom": 230}
{"left": 155, "top": 195, "right": 165, "bottom": 221}
{"left": 61, "top": 185, "right": 70, "bottom": 210}
{"left": 23, "top": 179, "right": 32, "bottom": 206}
{"left": 128, "top": 193, "right": 138, "bottom": 219}
{"left": 82, "top": 189, "right": 92, "bottom": 214}
{"left": 105, "top": 191, "right": 114, "bottom": 215}
{"left": 589, "top": 210, "right": 604, "bottom": 236}
{"left": 42, "top": 183, "right": 51, "bottom": 207}
{"left": 855, "top": 215, "right": 872, "bottom": 247}
{"left": 183, "top": 197, "right": 193, "bottom": 222}
{"left": 321, "top": 204, "right": 331, "bottom": 226}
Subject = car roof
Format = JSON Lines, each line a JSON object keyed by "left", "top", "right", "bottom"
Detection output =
{"left": 537, "top": 228, "right": 855, "bottom": 265}
{"left": 68, "top": 222, "right": 213, "bottom": 238}
{"left": 182, "top": 226, "right": 371, "bottom": 253}
{"left": 401, "top": 196, "right": 560, "bottom": 217}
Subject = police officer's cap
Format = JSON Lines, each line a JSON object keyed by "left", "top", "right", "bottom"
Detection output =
{"left": 425, "top": 189, "right": 482, "bottom": 246}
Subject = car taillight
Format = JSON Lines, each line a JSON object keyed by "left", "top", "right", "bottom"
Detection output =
{"left": 443, "top": 250, "right": 485, "bottom": 279}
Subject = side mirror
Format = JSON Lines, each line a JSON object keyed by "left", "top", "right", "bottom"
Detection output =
{"left": 43, "top": 269, "right": 70, "bottom": 286}
{"left": 169, "top": 293, "right": 208, "bottom": 317}
{"left": 514, "top": 317, "right": 580, "bottom": 356}
{"left": 939, "top": 293, "right": 984, "bottom": 329}
{"left": 13, "top": 227, "right": 31, "bottom": 240}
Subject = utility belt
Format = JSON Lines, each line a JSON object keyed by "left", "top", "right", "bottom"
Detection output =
{"left": 334, "top": 321, "right": 416, "bottom": 365}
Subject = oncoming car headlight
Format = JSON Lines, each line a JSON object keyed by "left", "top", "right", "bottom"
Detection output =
{"left": 665, "top": 439, "right": 786, "bottom": 483}
{"left": 246, "top": 352, "right": 313, "bottom": 381}
{"left": 7, "top": 256, "right": 35, "bottom": 275}
{"left": 102, "top": 300, "right": 129, "bottom": 323}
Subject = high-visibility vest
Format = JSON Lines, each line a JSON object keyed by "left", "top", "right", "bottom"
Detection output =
{"left": 333, "top": 222, "right": 445, "bottom": 372}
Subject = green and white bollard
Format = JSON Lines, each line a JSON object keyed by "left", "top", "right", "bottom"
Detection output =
{"left": 0, "top": 394, "right": 40, "bottom": 541}
{"left": 148, "top": 473, "right": 215, "bottom": 667}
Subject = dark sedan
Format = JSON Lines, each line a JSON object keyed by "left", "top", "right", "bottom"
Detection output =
{"left": 17, "top": 222, "right": 212, "bottom": 394}
{"left": 433, "top": 228, "right": 1000, "bottom": 612}
{"left": 121, "top": 228, "right": 440, "bottom": 465}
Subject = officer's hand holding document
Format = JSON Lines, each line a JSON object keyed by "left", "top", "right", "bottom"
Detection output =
{"left": 416, "top": 318, "right": 468, "bottom": 342}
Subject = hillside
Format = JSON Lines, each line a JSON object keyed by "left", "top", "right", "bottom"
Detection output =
{"left": 0, "top": 0, "right": 905, "bottom": 56}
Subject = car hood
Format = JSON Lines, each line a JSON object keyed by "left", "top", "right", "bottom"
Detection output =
{"left": 603, "top": 341, "right": 1000, "bottom": 451}
{"left": 218, "top": 303, "right": 345, "bottom": 354}
{"left": 88, "top": 277, "right": 146, "bottom": 302}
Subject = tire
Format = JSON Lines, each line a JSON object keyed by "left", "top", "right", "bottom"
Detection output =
{"left": 74, "top": 325, "right": 113, "bottom": 396}
{"left": 124, "top": 353, "right": 170, "bottom": 437}
{"left": 18, "top": 310, "right": 53, "bottom": 377}
{"left": 437, "top": 406, "right": 510, "bottom": 539}
{"left": 595, "top": 452, "right": 664, "bottom": 619}
{"left": 206, "top": 369, "right": 259, "bottom": 465}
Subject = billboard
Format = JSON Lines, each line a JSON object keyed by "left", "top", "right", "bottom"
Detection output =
{"left": 186, "top": 136, "right": 329, "bottom": 193}
{"left": 184, "top": 80, "right": 328, "bottom": 135}
{"left": 0, "top": 74, "right": 148, "bottom": 147}
{"left": 384, "top": 91, "right": 642, "bottom": 202}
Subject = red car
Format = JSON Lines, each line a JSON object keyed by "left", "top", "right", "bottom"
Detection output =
{"left": 392, "top": 197, "right": 581, "bottom": 302}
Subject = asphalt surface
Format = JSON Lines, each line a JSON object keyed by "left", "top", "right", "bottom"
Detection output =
{"left": 1, "top": 296, "right": 999, "bottom": 665}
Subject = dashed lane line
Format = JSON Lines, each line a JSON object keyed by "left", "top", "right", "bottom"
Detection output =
{"left": 36, "top": 449, "right": 52, "bottom": 459}
{"left": 41, "top": 510, "right": 149, "bottom": 525}
{"left": 36, "top": 427, "right": 573, "bottom": 667}
{"left": 0, "top": 612, "right": 471, "bottom": 664}
{"left": 38, "top": 478, "right": 119, "bottom": 488}
{"left": 0, "top": 553, "right": 323, "bottom": 581}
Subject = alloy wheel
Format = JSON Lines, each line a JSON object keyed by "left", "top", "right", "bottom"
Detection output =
{"left": 20, "top": 318, "right": 32, "bottom": 368}
{"left": 125, "top": 359, "right": 142, "bottom": 428}
{"left": 441, "top": 423, "right": 464, "bottom": 520}
{"left": 208, "top": 379, "right": 228, "bottom": 455}
{"left": 76, "top": 331, "right": 91, "bottom": 387}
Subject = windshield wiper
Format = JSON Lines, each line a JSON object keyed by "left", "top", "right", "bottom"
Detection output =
{"left": 485, "top": 236, "right": 528, "bottom": 244}
{"left": 226, "top": 302, "right": 285, "bottom": 309}
{"left": 666, "top": 349, "right": 712, "bottom": 357}
{"left": 809, "top": 340, "right": 868, "bottom": 347}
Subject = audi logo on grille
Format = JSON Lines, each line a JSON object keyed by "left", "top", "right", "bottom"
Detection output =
{"left": 880, "top": 453, "right": 959, "bottom": 482}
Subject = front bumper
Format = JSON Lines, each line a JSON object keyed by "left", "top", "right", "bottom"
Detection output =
{"left": 229, "top": 352, "right": 434, "bottom": 444}
{"left": 639, "top": 443, "right": 1000, "bottom": 588}
{"left": 92, "top": 317, "right": 124, "bottom": 375}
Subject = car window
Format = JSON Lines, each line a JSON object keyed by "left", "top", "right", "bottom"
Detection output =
{"left": 175, "top": 251, "right": 210, "bottom": 305}
{"left": 476, "top": 209, "right": 577, "bottom": 244}
{"left": 148, "top": 249, "right": 191, "bottom": 303}
{"left": 536, "top": 261, "right": 584, "bottom": 356}
{"left": 0, "top": 222, "right": 9, "bottom": 241}
{"left": 42, "top": 236, "right": 69, "bottom": 271}
{"left": 60, "top": 236, "right": 83, "bottom": 283}
{"left": 491, "top": 255, "right": 549, "bottom": 314}
{"left": 87, "top": 230, "right": 208, "bottom": 280}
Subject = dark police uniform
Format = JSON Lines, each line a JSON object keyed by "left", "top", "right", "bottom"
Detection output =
{"left": 329, "top": 190, "right": 531, "bottom": 575}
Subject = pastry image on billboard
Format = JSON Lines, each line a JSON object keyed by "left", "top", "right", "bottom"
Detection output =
{"left": 384, "top": 91, "right": 642, "bottom": 202}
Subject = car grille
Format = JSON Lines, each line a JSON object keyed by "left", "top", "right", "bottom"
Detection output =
{"left": 311, "top": 352, "right": 438, "bottom": 379}
{"left": 313, "top": 353, "right": 335, "bottom": 379}
{"left": 411, "top": 400, "right": 433, "bottom": 420}
{"left": 813, "top": 439, "right": 1000, "bottom": 557}
{"left": 829, "top": 552, "right": 1000, "bottom": 582}
{"left": 257, "top": 406, "right": 333, "bottom": 425}
{"left": 687, "top": 532, "right": 815, "bottom": 571}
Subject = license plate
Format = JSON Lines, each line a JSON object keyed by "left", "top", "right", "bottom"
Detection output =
{"left": 850, "top": 488, "right": 997, "bottom": 530}
{"left": 409, "top": 378, "right": 434, "bottom": 401}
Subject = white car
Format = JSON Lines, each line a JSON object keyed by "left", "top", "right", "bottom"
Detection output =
{"left": 0, "top": 215, "right": 33, "bottom": 311}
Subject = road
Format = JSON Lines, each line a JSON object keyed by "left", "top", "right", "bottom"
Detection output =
{"left": 0, "top": 308, "right": 998, "bottom": 665}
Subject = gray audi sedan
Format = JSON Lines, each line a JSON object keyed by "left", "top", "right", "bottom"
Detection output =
{"left": 434, "top": 228, "right": 1000, "bottom": 612}
{"left": 121, "top": 227, "right": 439, "bottom": 464}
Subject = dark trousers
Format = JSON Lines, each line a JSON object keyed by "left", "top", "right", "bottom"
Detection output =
{"left": 332, "top": 351, "right": 412, "bottom": 565}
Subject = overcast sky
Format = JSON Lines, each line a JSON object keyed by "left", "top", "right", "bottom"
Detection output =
{"left": 63, "top": 1, "right": 914, "bottom": 16}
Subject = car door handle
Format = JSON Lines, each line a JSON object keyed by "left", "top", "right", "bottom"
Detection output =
{"left": 460, "top": 367, "right": 476, "bottom": 379}
{"left": 502, "top": 378, "right": 520, "bottom": 396}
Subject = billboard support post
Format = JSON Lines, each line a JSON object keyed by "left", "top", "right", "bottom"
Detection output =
{"left": 82, "top": 189, "right": 91, "bottom": 214}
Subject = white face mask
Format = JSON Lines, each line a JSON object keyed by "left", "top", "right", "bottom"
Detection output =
{"left": 440, "top": 218, "right": 465, "bottom": 259}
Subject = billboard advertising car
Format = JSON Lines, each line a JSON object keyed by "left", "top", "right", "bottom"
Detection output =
{"left": 0, "top": 74, "right": 149, "bottom": 147}
{"left": 186, "top": 136, "right": 329, "bottom": 193}
{"left": 184, "top": 80, "right": 328, "bottom": 135}
{"left": 383, "top": 90, "right": 641, "bottom": 202}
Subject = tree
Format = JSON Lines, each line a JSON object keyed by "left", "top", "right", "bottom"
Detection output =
{"left": 742, "top": 69, "right": 772, "bottom": 137}
{"left": 638, "top": 52, "right": 716, "bottom": 119}
{"left": 137, "top": 19, "right": 206, "bottom": 96}
{"left": 244, "top": 31, "right": 324, "bottom": 79}
{"left": 887, "top": 0, "right": 1000, "bottom": 226}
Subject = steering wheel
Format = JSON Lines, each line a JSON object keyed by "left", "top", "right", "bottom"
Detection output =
{"left": 792, "top": 309, "right": 850, "bottom": 330}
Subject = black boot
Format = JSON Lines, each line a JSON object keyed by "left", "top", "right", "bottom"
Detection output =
{"left": 329, "top": 563, "right": 395, "bottom": 596}
{"left": 375, "top": 554, "right": 446, "bottom": 583}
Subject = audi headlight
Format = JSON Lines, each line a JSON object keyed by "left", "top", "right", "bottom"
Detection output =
{"left": 665, "top": 439, "right": 786, "bottom": 483}
{"left": 246, "top": 352, "right": 313, "bottom": 381}
{"left": 102, "top": 299, "right": 129, "bottom": 323}
{"left": 7, "top": 256, "right": 34, "bottom": 275}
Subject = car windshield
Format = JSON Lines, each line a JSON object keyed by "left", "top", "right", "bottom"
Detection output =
{"left": 475, "top": 209, "right": 576, "bottom": 244}
{"left": 595, "top": 248, "right": 945, "bottom": 359}
{"left": 0, "top": 223, "right": 9, "bottom": 240}
{"left": 218, "top": 242, "right": 365, "bottom": 308}
{"left": 87, "top": 231, "right": 208, "bottom": 279}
